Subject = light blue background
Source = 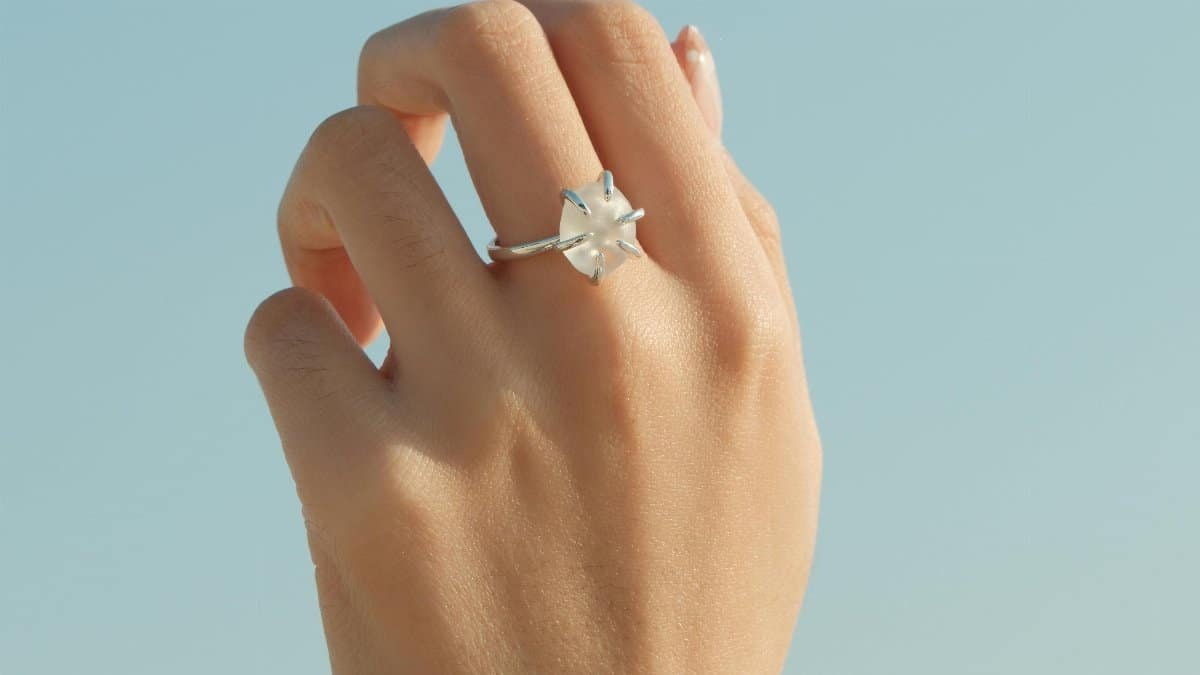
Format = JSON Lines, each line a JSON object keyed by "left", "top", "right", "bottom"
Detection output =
{"left": 2, "top": 1, "right": 1197, "bottom": 673}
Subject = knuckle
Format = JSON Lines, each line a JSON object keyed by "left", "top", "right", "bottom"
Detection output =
{"left": 243, "top": 287, "right": 330, "bottom": 369}
{"left": 746, "top": 196, "right": 780, "bottom": 235}
{"left": 357, "top": 28, "right": 390, "bottom": 93}
{"left": 304, "top": 108, "right": 445, "bottom": 277}
{"left": 307, "top": 106, "right": 398, "bottom": 168}
{"left": 244, "top": 289, "right": 351, "bottom": 398}
{"left": 437, "top": 0, "right": 543, "bottom": 65}
{"left": 748, "top": 202, "right": 783, "bottom": 252}
{"left": 710, "top": 289, "right": 792, "bottom": 373}
{"left": 569, "top": 0, "right": 666, "bottom": 66}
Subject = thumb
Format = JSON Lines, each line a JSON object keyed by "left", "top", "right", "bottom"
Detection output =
{"left": 244, "top": 287, "right": 390, "bottom": 498}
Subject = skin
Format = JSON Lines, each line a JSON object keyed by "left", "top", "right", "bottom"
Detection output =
{"left": 245, "top": 1, "right": 821, "bottom": 672}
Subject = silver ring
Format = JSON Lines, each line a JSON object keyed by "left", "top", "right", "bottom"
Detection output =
{"left": 487, "top": 170, "right": 646, "bottom": 285}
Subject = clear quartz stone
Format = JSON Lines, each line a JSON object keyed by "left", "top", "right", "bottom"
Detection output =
{"left": 559, "top": 179, "right": 638, "bottom": 281}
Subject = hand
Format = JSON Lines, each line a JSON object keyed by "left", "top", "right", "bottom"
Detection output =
{"left": 245, "top": 2, "right": 821, "bottom": 672}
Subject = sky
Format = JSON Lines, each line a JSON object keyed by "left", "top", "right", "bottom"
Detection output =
{"left": 1, "top": 1, "right": 1197, "bottom": 673}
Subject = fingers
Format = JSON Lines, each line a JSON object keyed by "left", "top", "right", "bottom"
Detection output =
{"left": 244, "top": 287, "right": 390, "bottom": 495}
{"left": 720, "top": 150, "right": 795, "bottom": 323}
{"left": 288, "top": 0, "right": 788, "bottom": 339}
{"left": 520, "top": 1, "right": 763, "bottom": 284}
{"left": 668, "top": 23, "right": 790, "bottom": 301}
{"left": 280, "top": 105, "right": 500, "bottom": 360}
{"left": 358, "top": 0, "right": 603, "bottom": 261}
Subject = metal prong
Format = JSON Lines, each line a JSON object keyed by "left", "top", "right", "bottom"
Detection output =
{"left": 616, "top": 208, "right": 645, "bottom": 224}
{"left": 615, "top": 239, "right": 643, "bottom": 258}
{"left": 562, "top": 189, "right": 591, "bottom": 215}
{"left": 556, "top": 232, "right": 592, "bottom": 252}
{"left": 590, "top": 250, "right": 605, "bottom": 285}
{"left": 601, "top": 170, "right": 614, "bottom": 201}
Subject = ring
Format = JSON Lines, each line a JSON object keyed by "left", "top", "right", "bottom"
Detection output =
{"left": 487, "top": 170, "right": 646, "bottom": 285}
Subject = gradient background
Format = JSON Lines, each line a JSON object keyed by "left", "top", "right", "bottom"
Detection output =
{"left": 2, "top": 1, "right": 1197, "bottom": 673}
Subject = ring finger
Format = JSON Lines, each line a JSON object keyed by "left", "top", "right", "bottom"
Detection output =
{"left": 358, "top": 0, "right": 606, "bottom": 283}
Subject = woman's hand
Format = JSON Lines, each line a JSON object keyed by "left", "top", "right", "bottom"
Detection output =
{"left": 245, "top": 2, "right": 821, "bottom": 672}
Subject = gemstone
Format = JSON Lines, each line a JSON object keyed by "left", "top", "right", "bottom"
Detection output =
{"left": 559, "top": 177, "right": 640, "bottom": 283}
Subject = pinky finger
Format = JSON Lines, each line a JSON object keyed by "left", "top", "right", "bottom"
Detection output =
{"left": 670, "top": 25, "right": 791, "bottom": 298}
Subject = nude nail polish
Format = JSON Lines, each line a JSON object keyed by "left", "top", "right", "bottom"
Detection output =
{"left": 677, "top": 25, "right": 723, "bottom": 138}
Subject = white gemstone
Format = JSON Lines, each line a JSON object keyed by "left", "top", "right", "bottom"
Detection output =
{"left": 559, "top": 178, "right": 639, "bottom": 281}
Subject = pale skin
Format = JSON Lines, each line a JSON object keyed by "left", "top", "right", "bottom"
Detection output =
{"left": 245, "top": 1, "right": 821, "bottom": 672}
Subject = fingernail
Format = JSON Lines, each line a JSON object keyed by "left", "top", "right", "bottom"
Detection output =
{"left": 675, "top": 25, "right": 723, "bottom": 138}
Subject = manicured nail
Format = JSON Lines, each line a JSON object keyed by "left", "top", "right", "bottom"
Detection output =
{"left": 675, "top": 25, "right": 723, "bottom": 138}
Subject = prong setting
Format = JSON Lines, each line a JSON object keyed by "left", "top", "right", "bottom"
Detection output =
{"left": 562, "top": 189, "right": 591, "bottom": 216}
{"left": 590, "top": 250, "right": 605, "bottom": 285}
{"left": 616, "top": 239, "right": 643, "bottom": 258}
{"left": 553, "top": 170, "right": 645, "bottom": 285}
{"left": 616, "top": 208, "right": 645, "bottom": 225}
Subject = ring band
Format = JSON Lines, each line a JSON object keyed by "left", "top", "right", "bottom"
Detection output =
{"left": 487, "top": 170, "right": 645, "bottom": 285}
{"left": 486, "top": 232, "right": 590, "bottom": 261}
